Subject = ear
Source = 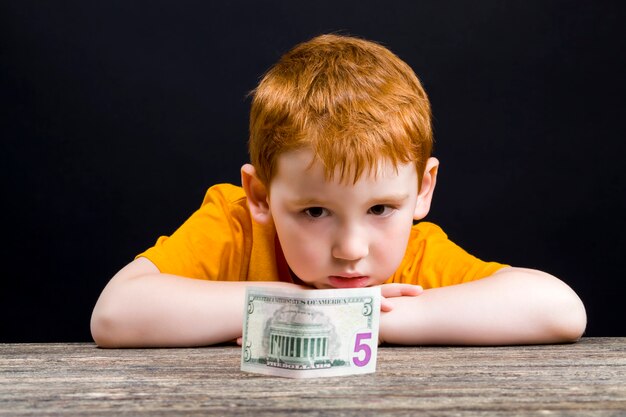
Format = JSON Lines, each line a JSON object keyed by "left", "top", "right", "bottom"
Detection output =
{"left": 413, "top": 157, "right": 439, "bottom": 220}
{"left": 241, "top": 164, "right": 272, "bottom": 224}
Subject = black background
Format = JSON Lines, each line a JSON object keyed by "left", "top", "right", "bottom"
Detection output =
{"left": 2, "top": 1, "right": 624, "bottom": 342}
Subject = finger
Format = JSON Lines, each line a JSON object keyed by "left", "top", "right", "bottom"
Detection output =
{"left": 236, "top": 337, "right": 242, "bottom": 346}
{"left": 380, "top": 283, "right": 423, "bottom": 298}
{"left": 380, "top": 297, "right": 393, "bottom": 312}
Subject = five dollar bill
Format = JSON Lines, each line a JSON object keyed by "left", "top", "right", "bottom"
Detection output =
{"left": 241, "top": 286, "right": 381, "bottom": 378}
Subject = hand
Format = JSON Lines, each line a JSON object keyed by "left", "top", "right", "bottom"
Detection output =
{"left": 380, "top": 283, "right": 423, "bottom": 312}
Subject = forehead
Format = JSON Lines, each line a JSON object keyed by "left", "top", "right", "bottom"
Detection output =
{"left": 270, "top": 148, "right": 417, "bottom": 195}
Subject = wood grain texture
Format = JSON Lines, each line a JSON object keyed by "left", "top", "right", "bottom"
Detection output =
{"left": 1, "top": 338, "right": 624, "bottom": 416}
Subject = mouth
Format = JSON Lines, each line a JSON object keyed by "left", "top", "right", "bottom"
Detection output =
{"left": 328, "top": 275, "right": 370, "bottom": 289}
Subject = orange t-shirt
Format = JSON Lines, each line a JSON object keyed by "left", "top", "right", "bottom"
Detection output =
{"left": 138, "top": 184, "right": 506, "bottom": 288}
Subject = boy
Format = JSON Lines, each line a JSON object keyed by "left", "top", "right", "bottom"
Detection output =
{"left": 91, "top": 34, "right": 586, "bottom": 348}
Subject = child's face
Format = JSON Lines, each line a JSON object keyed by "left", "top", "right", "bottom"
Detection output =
{"left": 267, "top": 149, "right": 420, "bottom": 289}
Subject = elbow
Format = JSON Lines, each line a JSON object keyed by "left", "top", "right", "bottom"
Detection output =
{"left": 91, "top": 258, "right": 161, "bottom": 348}
{"left": 545, "top": 286, "right": 587, "bottom": 343}
{"left": 560, "top": 299, "right": 587, "bottom": 342}
{"left": 90, "top": 294, "right": 135, "bottom": 348}
{"left": 512, "top": 269, "right": 587, "bottom": 343}
{"left": 90, "top": 305, "right": 122, "bottom": 348}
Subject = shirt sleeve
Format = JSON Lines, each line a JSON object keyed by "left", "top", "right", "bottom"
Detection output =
{"left": 136, "top": 184, "right": 253, "bottom": 281}
{"left": 389, "top": 222, "right": 507, "bottom": 288}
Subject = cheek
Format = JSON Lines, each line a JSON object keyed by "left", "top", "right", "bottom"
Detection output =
{"left": 281, "top": 231, "right": 313, "bottom": 259}
{"left": 279, "top": 235, "right": 328, "bottom": 285}
{"left": 273, "top": 216, "right": 326, "bottom": 270}
{"left": 372, "top": 219, "right": 413, "bottom": 270}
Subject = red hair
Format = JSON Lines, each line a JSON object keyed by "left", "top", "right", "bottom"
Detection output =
{"left": 249, "top": 34, "right": 432, "bottom": 187}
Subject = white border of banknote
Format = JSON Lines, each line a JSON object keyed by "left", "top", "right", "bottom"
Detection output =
{"left": 241, "top": 286, "right": 381, "bottom": 378}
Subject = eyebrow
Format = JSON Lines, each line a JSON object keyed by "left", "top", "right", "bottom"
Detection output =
{"left": 290, "top": 193, "right": 410, "bottom": 207}
{"left": 367, "top": 193, "right": 410, "bottom": 205}
{"left": 289, "top": 197, "right": 327, "bottom": 207}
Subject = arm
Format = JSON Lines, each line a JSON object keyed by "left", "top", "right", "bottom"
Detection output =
{"left": 90, "top": 257, "right": 303, "bottom": 348}
{"left": 379, "top": 267, "right": 587, "bottom": 345}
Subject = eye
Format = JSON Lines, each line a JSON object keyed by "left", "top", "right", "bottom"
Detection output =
{"left": 368, "top": 205, "right": 393, "bottom": 216}
{"left": 303, "top": 207, "right": 329, "bottom": 218}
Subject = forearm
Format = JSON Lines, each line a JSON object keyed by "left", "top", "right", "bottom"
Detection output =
{"left": 91, "top": 260, "right": 302, "bottom": 348}
{"left": 380, "top": 267, "right": 587, "bottom": 345}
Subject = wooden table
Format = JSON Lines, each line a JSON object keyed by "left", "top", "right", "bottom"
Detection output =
{"left": 1, "top": 338, "right": 624, "bottom": 416}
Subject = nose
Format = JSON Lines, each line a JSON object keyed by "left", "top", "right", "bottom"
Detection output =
{"left": 331, "top": 224, "right": 369, "bottom": 261}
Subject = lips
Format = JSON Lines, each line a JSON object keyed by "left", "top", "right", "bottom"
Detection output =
{"left": 328, "top": 275, "right": 370, "bottom": 288}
